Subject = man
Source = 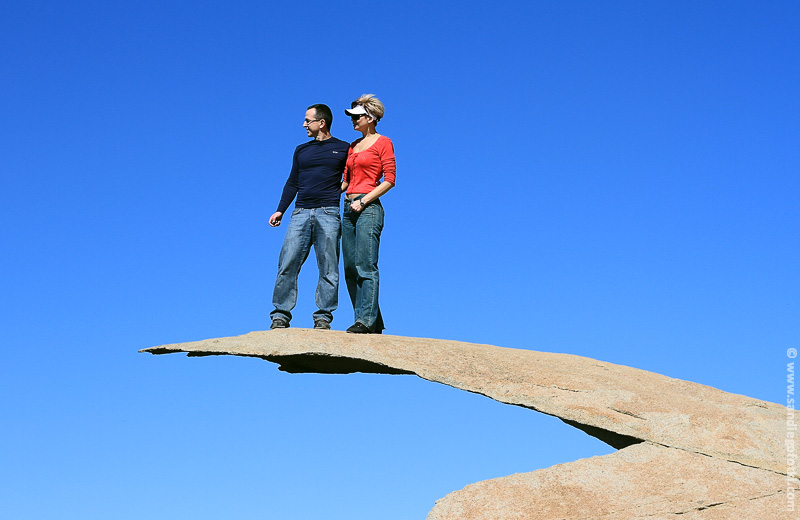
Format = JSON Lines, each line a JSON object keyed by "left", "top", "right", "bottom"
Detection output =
{"left": 268, "top": 104, "right": 350, "bottom": 330}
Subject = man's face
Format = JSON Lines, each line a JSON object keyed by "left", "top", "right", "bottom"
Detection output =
{"left": 303, "top": 108, "right": 321, "bottom": 138}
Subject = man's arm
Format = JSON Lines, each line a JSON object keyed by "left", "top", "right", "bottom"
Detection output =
{"left": 271, "top": 148, "right": 301, "bottom": 227}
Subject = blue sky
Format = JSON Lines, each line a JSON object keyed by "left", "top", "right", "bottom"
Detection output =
{"left": 1, "top": 1, "right": 797, "bottom": 518}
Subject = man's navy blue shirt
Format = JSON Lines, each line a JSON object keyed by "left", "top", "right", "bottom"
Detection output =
{"left": 276, "top": 137, "right": 350, "bottom": 214}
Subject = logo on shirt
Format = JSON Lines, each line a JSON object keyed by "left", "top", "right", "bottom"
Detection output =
{"left": 332, "top": 151, "right": 339, "bottom": 154}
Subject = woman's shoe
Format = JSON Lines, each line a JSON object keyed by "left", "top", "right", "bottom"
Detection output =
{"left": 346, "top": 322, "right": 372, "bottom": 334}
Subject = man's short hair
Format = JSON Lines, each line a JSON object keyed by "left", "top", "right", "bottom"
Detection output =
{"left": 308, "top": 103, "right": 333, "bottom": 129}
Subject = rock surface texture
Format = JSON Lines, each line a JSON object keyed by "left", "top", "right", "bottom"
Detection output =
{"left": 141, "top": 329, "right": 796, "bottom": 519}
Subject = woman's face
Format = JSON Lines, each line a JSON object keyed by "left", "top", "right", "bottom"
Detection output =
{"left": 351, "top": 112, "right": 370, "bottom": 132}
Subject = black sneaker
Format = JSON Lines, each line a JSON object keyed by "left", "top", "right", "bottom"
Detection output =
{"left": 346, "top": 322, "right": 372, "bottom": 334}
{"left": 270, "top": 318, "right": 289, "bottom": 330}
{"left": 313, "top": 319, "right": 331, "bottom": 330}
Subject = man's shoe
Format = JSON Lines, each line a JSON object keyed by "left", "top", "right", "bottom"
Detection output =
{"left": 346, "top": 322, "right": 372, "bottom": 334}
{"left": 314, "top": 319, "right": 331, "bottom": 330}
{"left": 270, "top": 318, "right": 290, "bottom": 330}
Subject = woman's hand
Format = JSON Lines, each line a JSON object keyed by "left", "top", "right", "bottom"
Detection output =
{"left": 350, "top": 199, "right": 366, "bottom": 213}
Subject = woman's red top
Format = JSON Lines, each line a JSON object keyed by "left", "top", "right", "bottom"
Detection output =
{"left": 343, "top": 135, "right": 396, "bottom": 194}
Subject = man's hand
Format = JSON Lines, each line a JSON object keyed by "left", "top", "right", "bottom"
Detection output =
{"left": 269, "top": 211, "right": 283, "bottom": 227}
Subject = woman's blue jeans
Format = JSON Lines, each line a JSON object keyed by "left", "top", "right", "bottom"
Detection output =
{"left": 271, "top": 206, "right": 341, "bottom": 324}
{"left": 342, "top": 199, "right": 385, "bottom": 331}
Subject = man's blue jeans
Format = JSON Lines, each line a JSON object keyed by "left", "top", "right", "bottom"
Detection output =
{"left": 271, "top": 206, "right": 341, "bottom": 324}
{"left": 342, "top": 199, "right": 385, "bottom": 332}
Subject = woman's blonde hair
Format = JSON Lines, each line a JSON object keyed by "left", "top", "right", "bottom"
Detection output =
{"left": 352, "top": 94, "right": 385, "bottom": 123}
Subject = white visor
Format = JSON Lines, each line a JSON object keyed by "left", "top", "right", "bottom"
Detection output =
{"left": 344, "top": 105, "right": 377, "bottom": 120}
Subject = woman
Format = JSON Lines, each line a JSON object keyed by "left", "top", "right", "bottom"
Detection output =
{"left": 341, "top": 94, "right": 396, "bottom": 334}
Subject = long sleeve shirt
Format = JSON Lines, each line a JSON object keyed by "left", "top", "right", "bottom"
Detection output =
{"left": 343, "top": 135, "right": 396, "bottom": 195}
{"left": 276, "top": 137, "right": 350, "bottom": 214}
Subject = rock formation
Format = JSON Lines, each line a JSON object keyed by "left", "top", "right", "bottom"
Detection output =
{"left": 141, "top": 329, "right": 796, "bottom": 519}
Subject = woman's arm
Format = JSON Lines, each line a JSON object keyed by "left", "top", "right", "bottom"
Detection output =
{"left": 350, "top": 180, "right": 394, "bottom": 212}
{"left": 348, "top": 137, "right": 395, "bottom": 212}
{"left": 362, "top": 181, "right": 393, "bottom": 205}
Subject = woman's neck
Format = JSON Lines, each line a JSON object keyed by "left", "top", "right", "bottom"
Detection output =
{"left": 360, "top": 127, "right": 379, "bottom": 139}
